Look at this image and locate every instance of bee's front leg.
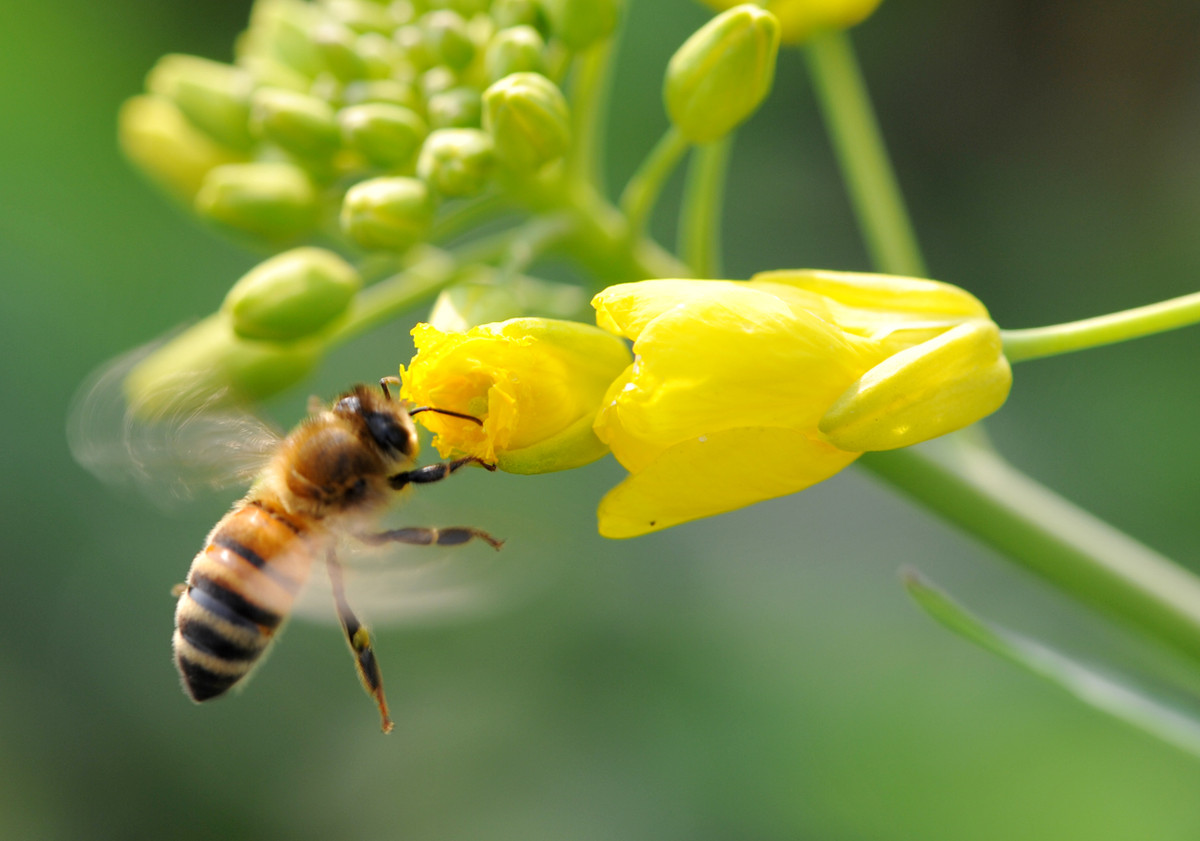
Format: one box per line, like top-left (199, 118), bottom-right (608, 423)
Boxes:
top-left (387, 457), bottom-right (496, 491)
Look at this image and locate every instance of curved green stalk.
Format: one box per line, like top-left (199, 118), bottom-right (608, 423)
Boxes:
top-left (619, 126), bottom-right (692, 240)
top-left (863, 442), bottom-right (1200, 668)
top-left (1002, 290), bottom-right (1200, 362)
top-left (678, 136), bottom-right (732, 277)
top-left (804, 29), bottom-right (926, 278)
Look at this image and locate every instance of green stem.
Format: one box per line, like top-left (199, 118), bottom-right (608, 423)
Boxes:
top-left (804, 29), bottom-right (926, 278)
top-left (619, 126), bottom-right (692, 239)
top-left (678, 137), bottom-right (732, 277)
top-left (322, 237), bottom-right (516, 349)
top-left (498, 213), bottom-right (574, 284)
top-left (566, 39), bottom-right (616, 190)
top-left (1002, 290), bottom-right (1200, 362)
top-left (861, 442), bottom-right (1200, 668)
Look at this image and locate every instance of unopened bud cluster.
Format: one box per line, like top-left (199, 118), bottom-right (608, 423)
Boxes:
top-left (122, 0), bottom-right (611, 250)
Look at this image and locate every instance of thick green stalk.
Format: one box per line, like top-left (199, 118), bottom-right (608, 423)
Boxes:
top-left (862, 442), bottom-right (1200, 667)
top-left (804, 29), bottom-right (926, 278)
top-left (1003, 290), bottom-right (1200, 362)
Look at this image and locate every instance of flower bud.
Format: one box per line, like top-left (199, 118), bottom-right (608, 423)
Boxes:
top-left (818, 320), bottom-right (1012, 451)
top-left (664, 5), bottom-right (780, 143)
top-left (484, 25), bottom-right (547, 83)
top-left (416, 128), bottom-right (496, 197)
top-left (312, 21), bottom-right (369, 81)
top-left (327, 0), bottom-right (396, 34)
top-left (250, 88), bottom-right (341, 159)
top-left (240, 0), bottom-right (324, 77)
top-left (124, 315), bottom-right (321, 417)
top-left (338, 103), bottom-right (427, 168)
top-left (195, 161), bottom-right (320, 240)
top-left (223, 247), bottom-right (362, 341)
top-left (429, 274), bottom-right (588, 332)
top-left (482, 72), bottom-right (570, 172)
top-left (342, 79), bottom-right (422, 110)
top-left (427, 86), bottom-right (484, 129)
top-left (491, 0), bottom-right (542, 29)
top-left (400, 318), bottom-right (632, 473)
top-left (146, 54), bottom-right (254, 150)
top-left (118, 96), bottom-right (245, 200)
top-left (539, 0), bottom-right (621, 51)
top-left (695, 0), bottom-right (884, 44)
top-left (421, 10), bottom-right (477, 71)
top-left (340, 176), bottom-right (435, 250)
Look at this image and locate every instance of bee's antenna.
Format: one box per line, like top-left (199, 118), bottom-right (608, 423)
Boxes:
top-left (409, 406), bottom-right (485, 426)
top-left (378, 376), bottom-right (402, 399)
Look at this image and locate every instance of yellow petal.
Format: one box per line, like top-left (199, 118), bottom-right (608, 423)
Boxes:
top-left (597, 426), bottom-right (860, 538)
top-left (593, 279), bottom-right (753, 340)
top-left (818, 320), bottom-right (1012, 451)
top-left (596, 288), bottom-right (883, 458)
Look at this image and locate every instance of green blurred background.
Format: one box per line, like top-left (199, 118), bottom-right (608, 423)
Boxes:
top-left (5, 1), bottom-right (1200, 839)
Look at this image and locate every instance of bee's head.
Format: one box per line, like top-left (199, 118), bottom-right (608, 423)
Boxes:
top-left (333, 385), bottom-right (419, 467)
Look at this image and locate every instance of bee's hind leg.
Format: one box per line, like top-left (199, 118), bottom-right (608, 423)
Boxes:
top-left (326, 551), bottom-right (394, 734)
top-left (359, 526), bottom-right (503, 551)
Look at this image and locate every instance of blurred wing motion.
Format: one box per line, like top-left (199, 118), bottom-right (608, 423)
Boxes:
top-left (67, 342), bottom-right (282, 504)
top-left (295, 532), bottom-right (528, 630)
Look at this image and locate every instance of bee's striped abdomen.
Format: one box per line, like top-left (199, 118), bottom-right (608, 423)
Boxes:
top-left (173, 501), bottom-right (316, 702)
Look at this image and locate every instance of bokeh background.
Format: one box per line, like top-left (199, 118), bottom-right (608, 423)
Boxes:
top-left (5, 1), bottom-right (1200, 839)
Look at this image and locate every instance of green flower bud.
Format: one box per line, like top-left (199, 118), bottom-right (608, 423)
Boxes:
top-left (356, 32), bottom-right (405, 79)
top-left (326, 0), bottom-right (396, 34)
top-left (419, 65), bottom-right (459, 99)
top-left (427, 86), bottom-right (483, 129)
top-left (416, 128), bottom-right (496, 197)
top-left (664, 4), bottom-right (780, 143)
top-left (430, 0), bottom-right (491, 15)
top-left (339, 103), bottom-right (427, 168)
top-left (429, 274), bottom-right (587, 331)
top-left (482, 72), bottom-right (570, 172)
top-left (118, 95), bottom-right (245, 200)
top-left (238, 0), bottom-right (324, 78)
top-left (195, 161), bottom-right (320, 240)
top-left (313, 21), bottom-right (369, 81)
top-left (539, 0), bottom-right (621, 50)
top-left (340, 176), bottom-right (435, 250)
top-left (250, 88), bottom-right (341, 159)
top-left (146, 54), bottom-right (254, 150)
top-left (421, 10), bottom-right (477, 71)
top-left (394, 26), bottom-right (435, 72)
top-left (124, 315), bottom-right (321, 416)
top-left (224, 247), bottom-right (362, 341)
top-left (484, 25), bottom-right (547, 83)
top-left (342, 79), bottom-right (422, 110)
top-left (491, 0), bottom-right (543, 29)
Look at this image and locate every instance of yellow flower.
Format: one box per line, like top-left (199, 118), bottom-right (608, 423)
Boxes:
top-left (400, 318), bottom-right (632, 474)
top-left (592, 271), bottom-right (1010, 537)
top-left (694, 0), bottom-right (883, 44)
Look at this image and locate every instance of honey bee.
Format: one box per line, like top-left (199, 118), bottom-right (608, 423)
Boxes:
top-left (70, 354), bottom-right (502, 734)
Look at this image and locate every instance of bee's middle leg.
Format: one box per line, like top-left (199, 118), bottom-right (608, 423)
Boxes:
top-left (359, 527), bottom-right (503, 551)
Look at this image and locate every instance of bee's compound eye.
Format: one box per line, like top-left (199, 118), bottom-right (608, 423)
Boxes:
top-left (364, 411), bottom-right (412, 456)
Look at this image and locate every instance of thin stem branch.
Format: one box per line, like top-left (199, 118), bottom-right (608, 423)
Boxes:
top-left (678, 136), bottom-right (732, 278)
top-left (566, 40), bottom-right (617, 191)
top-left (1002, 290), bottom-right (1200, 362)
top-left (619, 126), bottom-right (692, 240)
top-left (804, 29), bottom-right (926, 278)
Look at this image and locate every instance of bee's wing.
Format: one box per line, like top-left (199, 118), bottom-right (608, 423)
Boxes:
top-left (68, 341), bottom-right (283, 505)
